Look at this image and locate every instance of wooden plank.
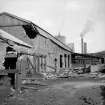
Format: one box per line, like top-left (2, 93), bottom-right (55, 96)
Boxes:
top-left (0, 69), bottom-right (18, 74)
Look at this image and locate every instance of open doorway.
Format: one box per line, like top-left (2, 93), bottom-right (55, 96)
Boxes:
top-left (3, 46), bottom-right (17, 88)
top-left (60, 55), bottom-right (63, 68)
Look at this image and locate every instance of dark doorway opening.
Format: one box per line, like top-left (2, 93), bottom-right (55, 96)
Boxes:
top-left (3, 46), bottom-right (17, 88)
top-left (68, 55), bottom-right (70, 68)
top-left (8, 73), bottom-right (15, 88)
top-left (64, 54), bottom-right (67, 68)
top-left (60, 55), bottom-right (63, 68)
top-left (54, 58), bottom-right (57, 72)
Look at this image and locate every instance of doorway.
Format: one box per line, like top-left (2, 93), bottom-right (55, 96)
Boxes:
top-left (3, 46), bottom-right (17, 88)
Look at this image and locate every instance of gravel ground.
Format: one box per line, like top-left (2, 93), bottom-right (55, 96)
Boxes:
top-left (1, 79), bottom-right (105, 105)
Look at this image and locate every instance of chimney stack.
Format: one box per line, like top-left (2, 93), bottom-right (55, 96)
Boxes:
top-left (80, 34), bottom-right (84, 54)
top-left (83, 42), bottom-right (87, 54)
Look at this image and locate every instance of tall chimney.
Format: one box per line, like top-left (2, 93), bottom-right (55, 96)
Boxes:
top-left (80, 34), bottom-right (84, 54)
top-left (84, 42), bottom-right (87, 54)
top-left (80, 20), bottom-right (93, 54)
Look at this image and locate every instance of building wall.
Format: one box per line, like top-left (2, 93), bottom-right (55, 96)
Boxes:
top-left (31, 34), bottom-right (72, 72)
top-left (0, 42), bottom-right (7, 69)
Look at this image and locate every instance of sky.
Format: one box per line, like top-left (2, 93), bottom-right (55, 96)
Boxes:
top-left (0, 0), bottom-right (105, 53)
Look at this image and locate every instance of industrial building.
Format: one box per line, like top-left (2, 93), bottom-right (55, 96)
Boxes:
top-left (0, 12), bottom-right (104, 88)
top-left (71, 53), bottom-right (104, 68)
top-left (0, 12), bottom-right (72, 77)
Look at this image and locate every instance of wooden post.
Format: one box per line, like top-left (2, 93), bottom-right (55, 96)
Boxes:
top-left (69, 54), bottom-right (72, 71)
top-left (15, 72), bottom-right (18, 90)
top-left (15, 58), bottom-right (22, 92)
top-left (15, 71), bottom-right (22, 92)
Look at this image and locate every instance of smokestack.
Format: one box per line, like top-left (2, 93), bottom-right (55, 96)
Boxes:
top-left (84, 42), bottom-right (87, 54)
top-left (80, 34), bottom-right (84, 54)
top-left (81, 37), bottom-right (84, 54)
top-left (80, 20), bottom-right (93, 54)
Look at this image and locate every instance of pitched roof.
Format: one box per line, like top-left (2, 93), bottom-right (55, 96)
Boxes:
top-left (0, 12), bottom-right (72, 52)
top-left (0, 12), bottom-right (31, 24)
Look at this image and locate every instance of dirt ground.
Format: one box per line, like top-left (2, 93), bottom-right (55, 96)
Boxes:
top-left (1, 78), bottom-right (105, 105)
top-left (0, 85), bottom-right (11, 105)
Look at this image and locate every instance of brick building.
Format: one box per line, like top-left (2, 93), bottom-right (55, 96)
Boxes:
top-left (0, 12), bottom-right (72, 78)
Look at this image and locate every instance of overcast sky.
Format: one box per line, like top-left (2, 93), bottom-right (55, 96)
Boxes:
top-left (0, 0), bottom-right (105, 53)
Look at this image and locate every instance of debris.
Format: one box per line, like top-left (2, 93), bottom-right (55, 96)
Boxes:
top-left (21, 86), bottom-right (39, 90)
top-left (22, 78), bottom-right (47, 86)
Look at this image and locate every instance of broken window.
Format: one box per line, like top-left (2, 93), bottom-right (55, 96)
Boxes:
top-left (23, 24), bottom-right (39, 39)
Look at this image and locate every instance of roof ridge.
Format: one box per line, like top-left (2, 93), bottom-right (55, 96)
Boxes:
top-left (0, 12), bottom-right (31, 24)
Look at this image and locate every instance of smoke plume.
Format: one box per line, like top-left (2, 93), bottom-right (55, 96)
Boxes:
top-left (80, 20), bottom-right (94, 38)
